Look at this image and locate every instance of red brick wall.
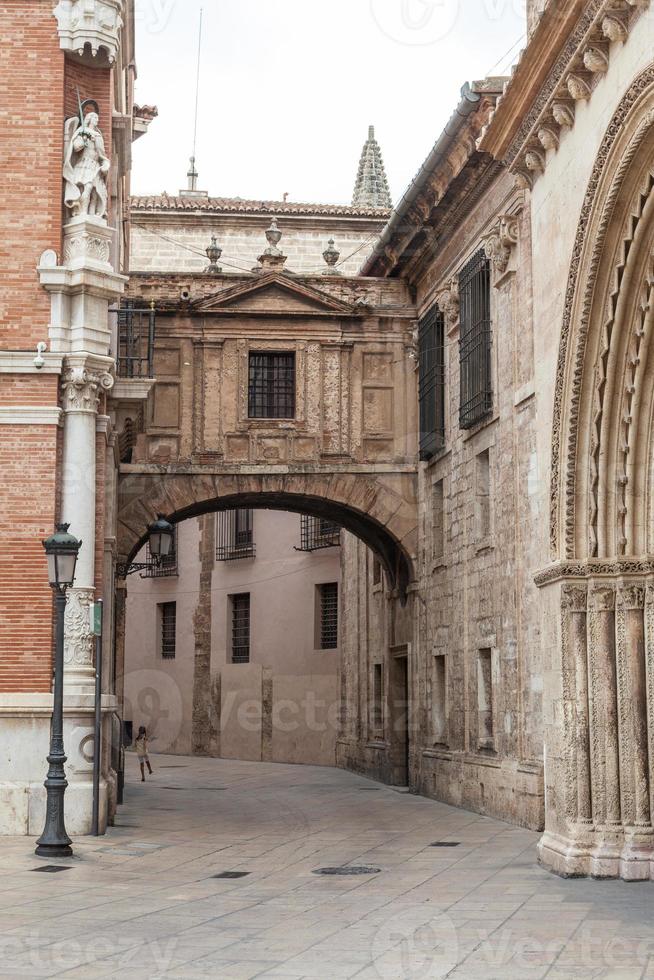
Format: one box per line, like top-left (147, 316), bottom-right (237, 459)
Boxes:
top-left (0, 380), bottom-right (59, 692)
top-left (0, 2), bottom-right (64, 351)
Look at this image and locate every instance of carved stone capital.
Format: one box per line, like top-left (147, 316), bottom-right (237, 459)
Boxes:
top-left (589, 587), bottom-right (616, 612)
top-left (53, 0), bottom-right (124, 63)
top-left (62, 217), bottom-right (113, 271)
top-left (62, 365), bottom-right (114, 413)
top-left (562, 584), bottom-right (588, 612)
top-left (483, 214), bottom-right (519, 274)
top-left (64, 588), bottom-right (95, 668)
top-left (525, 149), bottom-right (546, 174)
top-left (617, 585), bottom-right (646, 611)
top-left (435, 278), bottom-right (459, 328)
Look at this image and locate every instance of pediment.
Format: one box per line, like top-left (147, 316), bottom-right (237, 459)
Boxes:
top-left (193, 273), bottom-right (356, 317)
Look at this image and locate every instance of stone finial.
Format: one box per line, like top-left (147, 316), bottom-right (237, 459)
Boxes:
top-left (322, 238), bottom-right (342, 276)
top-left (257, 218), bottom-right (288, 273)
top-left (352, 125), bottom-right (392, 209)
top-left (205, 235), bottom-right (223, 273)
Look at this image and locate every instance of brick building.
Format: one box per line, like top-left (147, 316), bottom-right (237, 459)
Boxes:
top-left (0, 1), bottom-right (152, 835)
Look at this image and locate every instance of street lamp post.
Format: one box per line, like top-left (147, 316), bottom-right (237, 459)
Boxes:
top-left (36, 524), bottom-right (81, 858)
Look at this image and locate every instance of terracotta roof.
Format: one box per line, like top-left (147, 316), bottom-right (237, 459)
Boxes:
top-left (130, 195), bottom-right (391, 219)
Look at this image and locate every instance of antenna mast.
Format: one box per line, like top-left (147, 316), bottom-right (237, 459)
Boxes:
top-left (187, 7), bottom-right (203, 193)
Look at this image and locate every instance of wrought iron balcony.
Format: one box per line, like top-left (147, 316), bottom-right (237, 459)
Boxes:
top-left (297, 515), bottom-right (341, 552)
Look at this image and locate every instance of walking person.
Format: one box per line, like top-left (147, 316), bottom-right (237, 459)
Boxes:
top-left (135, 725), bottom-right (153, 781)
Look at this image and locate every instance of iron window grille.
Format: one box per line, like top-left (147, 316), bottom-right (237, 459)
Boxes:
top-left (248, 352), bottom-right (295, 419)
top-left (319, 583), bottom-right (339, 650)
top-left (117, 301), bottom-right (156, 379)
top-left (231, 593), bottom-right (251, 663)
top-left (141, 526), bottom-right (178, 578)
top-left (298, 515), bottom-right (341, 552)
top-left (160, 602), bottom-right (176, 659)
top-left (459, 249), bottom-right (493, 430)
top-left (418, 304), bottom-right (446, 460)
top-left (216, 510), bottom-right (255, 561)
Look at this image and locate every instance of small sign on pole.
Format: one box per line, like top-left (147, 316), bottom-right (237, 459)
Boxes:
top-left (91, 602), bottom-right (103, 637)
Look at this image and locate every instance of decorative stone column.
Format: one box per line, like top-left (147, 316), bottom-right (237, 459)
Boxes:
top-left (616, 584), bottom-right (653, 879)
top-left (61, 358), bottom-right (114, 694)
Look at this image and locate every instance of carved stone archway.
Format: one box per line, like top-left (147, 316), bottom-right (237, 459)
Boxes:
top-left (538, 66), bottom-right (654, 880)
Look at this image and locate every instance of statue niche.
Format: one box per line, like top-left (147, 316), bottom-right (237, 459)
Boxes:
top-left (63, 104), bottom-right (110, 220)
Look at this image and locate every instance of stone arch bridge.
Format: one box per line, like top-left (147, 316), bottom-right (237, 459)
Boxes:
top-left (115, 269), bottom-right (419, 593)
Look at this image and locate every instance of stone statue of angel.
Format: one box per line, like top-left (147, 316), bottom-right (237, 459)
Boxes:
top-left (63, 108), bottom-right (110, 219)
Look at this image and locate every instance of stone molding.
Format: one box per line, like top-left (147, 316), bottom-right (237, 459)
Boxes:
top-left (0, 407), bottom-right (63, 426)
top-left (548, 66), bottom-right (654, 559)
top-left (62, 216), bottom-right (114, 272)
top-left (479, 0), bottom-right (650, 188)
top-left (53, 0), bottom-right (124, 63)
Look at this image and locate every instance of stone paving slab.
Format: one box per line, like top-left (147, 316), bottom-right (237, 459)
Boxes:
top-left (1, 754), bottom-right (653, 978)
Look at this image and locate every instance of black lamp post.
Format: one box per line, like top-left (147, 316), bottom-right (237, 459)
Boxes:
top-left (36, 524), bottom-right (81, 858)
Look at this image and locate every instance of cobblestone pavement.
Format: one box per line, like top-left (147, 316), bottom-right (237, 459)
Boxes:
top-left (2, 755), bottom-right (654, 979)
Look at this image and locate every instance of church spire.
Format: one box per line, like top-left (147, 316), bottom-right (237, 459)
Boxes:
top-left (352, 125), bottom-right (392, 209)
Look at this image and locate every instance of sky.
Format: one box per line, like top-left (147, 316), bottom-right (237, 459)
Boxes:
top-left (132, 0), bottom-right (527, 205)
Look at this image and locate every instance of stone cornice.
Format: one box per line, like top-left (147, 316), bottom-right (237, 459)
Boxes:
top-left (0, 406), bottom-right (63, 426)
top-left (0, 351), bottom-right (63, 374)
top-left (479, 0), bottom-right (587, 161)
top-left (479, 0), bottom-right (651, 188)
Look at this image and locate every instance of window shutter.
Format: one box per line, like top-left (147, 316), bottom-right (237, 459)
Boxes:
top-left (459, 249), bottom-right (492, 429)
top-left (418, 305), bottom-right (445, 460)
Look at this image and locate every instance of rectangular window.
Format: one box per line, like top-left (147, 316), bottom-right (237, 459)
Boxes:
top-left (230, 593), bottom-right (251, 663)
top-left (142, 526), bottom-right (178, 578)
top-left (475, 449), bottom-right (491, 542)
top-left (298, 514), bottom-right (341, 551)
top-left (217, 510), bottom-right (255, 561)
top-left (477, 648), bottom-right (494, 749)
top-left (432, 480), bottom-right (445, 562)
top-left (159, 602), bottom-right (176, 659)
top-left (248, 351), bottom-right (295, 419)
top-left (419, 305), bottom-right (446, 460)
top-left (431, 654), bottom-right (447, 744)
top-left (318, 583), bottom-right (339, 650)
top-left (372, 663), bottom-right (384, 735)
top-left (459, 248), bottom-right (492, 429)
top-left (372, 557), bottom-right (382, 587)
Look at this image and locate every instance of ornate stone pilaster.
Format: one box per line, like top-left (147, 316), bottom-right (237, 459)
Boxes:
top-left (588, 587), bottom-right (620, 827)
top-left (616, 584), bottom-right (651, 830)
top-left (561, 585), bottom-right (593, 828)
top-left (61, 355), bottom-right (114, 694)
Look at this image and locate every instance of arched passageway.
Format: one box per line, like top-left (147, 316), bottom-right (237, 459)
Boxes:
top-left (117, 471), bottom-right (417, 597)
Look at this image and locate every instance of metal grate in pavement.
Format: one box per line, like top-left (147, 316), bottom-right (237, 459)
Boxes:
top-left (213, 871), bottom-right (250, 879)
top-left (430, 842), bottom-right (461, 847)
top-left (313, 866), bottom-right (381, 876)
top-left (32, 866), bottom-right (72, 873)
